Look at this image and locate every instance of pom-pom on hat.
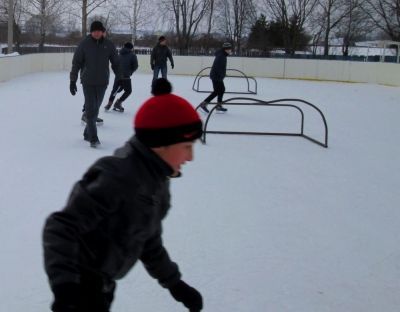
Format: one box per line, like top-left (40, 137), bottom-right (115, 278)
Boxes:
top-left (134, 83), bottom-right (202, 147)
top-left (90, 21), bottom-right (106, 32)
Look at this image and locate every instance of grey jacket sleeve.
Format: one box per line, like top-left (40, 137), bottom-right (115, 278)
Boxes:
top-left (70, 43), bottom-right (84, 82)
top-left (132, 54), bottom-right (139, 73)
top-left (167, 48), bottom-right (174, 67)
top-left (43, 172), bottom-right (121, 288)
top-left (150, 47), bottom-right (156, 66)
top-left (140, 228), bottom-right (181, 288)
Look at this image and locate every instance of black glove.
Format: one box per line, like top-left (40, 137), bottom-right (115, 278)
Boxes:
top-left (51, 283), bottom-right (80, 312)
top-left (171, 63), bottom-right (174, 69)
top-left (168, 280), bottom-right (203, 311)
top-left (69, 81), bottom-right (77, 96)
top-left (151, 64), bottom-right (154, 70)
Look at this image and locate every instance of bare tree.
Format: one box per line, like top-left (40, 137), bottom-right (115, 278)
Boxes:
top-left (116, 0), bottom-right (155, 45)
top-left (7, 0), bottom-right (13, 53)
top-left (262, 0), bottom-right (318, 54)
top-left (313, 0), bottom-right (350, 56)
top-left (217, 0), bottom-right (257, 52)
top-left (69, 0), bottom-right (107, 36)
top-left (25, 0), bottom-right (65, 51)
top-left (205, 0), bottom-right (215, 44)
top-left (335, 0), bottom-right (372, 55)
top-left (363, 0), bottom-right (400, 41)
top-left (162, 0), bottom-right (211, 53)
top-left (0, 0), bottom-right (24, 50)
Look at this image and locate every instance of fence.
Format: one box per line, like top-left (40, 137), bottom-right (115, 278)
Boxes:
top-left (0, 53), bottom-right (399, 86)
top-left (2, 45), bottom-right (399, 63)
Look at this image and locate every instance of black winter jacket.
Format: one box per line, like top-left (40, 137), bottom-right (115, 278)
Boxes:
top-left (119, 47), bottom-right (138, 78)
top-left (150, 43), bottom-right (174, 67)
top-left (70, 35), bottom-right (120, 85)
top-left (43, 137), bottom-right (181, 291)
top-left (210, 49), bottom-right (229, 82)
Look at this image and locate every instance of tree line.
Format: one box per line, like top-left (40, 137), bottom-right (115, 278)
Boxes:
top-left (0, 0), bottom-right (399, 55)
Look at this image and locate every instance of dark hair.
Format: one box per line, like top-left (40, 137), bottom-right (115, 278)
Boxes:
top-left (124, 42), bottom-right (134, 50)
top-left (151, 78), bottom-right (172, 95)
top-left (158, 36), bottom-right (166, 42)
top-left (90, 21), bottom-right (106, 32)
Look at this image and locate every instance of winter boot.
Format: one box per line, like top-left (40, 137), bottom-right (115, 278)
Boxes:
top-left (199, 102), bottom-right (209, 113)
top-left (104, 100), bottom-right (113, 111)
top-left (215, 104), bottom-right (228, 113)
top-left (113, 99), bottom-right (124, 112)
top-left (90, 139), bottom-right (101, 148)
top-left (96, 117), bottom-right (103, 123)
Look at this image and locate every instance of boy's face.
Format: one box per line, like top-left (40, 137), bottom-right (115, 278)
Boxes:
top-left (91, 30), bottom-right (104, 40)
top-left (154, 141), bottom-right (195, 174)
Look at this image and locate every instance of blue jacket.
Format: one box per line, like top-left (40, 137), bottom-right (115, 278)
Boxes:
top-left (210, 49), bottom-right (229, 81)
top-left (119, 47), bottom-right (138, 78)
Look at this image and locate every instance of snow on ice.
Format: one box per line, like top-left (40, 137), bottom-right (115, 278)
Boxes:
top-left (0, 71), bottom-right (400, 311)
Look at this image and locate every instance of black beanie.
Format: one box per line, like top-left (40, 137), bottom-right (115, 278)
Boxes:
top-left (159, 36), bottom-right (166, 42)
top-left (90, 21), bottom-right (105, 32)
top-left (124, 42), bottom-right (134, 50)
top-left (151, 78), bottom-right (172, 96)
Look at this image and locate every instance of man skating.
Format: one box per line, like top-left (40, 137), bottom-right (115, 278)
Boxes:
top-left (150, 36), bottom-right (174, 82)
top-left (104, 42), bottom-right (138, 113)
top-left (199, 42), bottom-right (232, 113)
top-left (69, 21), bottom-right (120, 148)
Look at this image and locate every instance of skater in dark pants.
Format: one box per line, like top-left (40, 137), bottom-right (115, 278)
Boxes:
top-left (105, 42), bottom-right (138, 112)
top-left (199, 42), bottom-right (232, 113)
top-left (150, 36), bottom-right (174, 82)
top-left (43, 80), bottom-right (204, 312)
top-left (69, 21), bottom-right (120, 148)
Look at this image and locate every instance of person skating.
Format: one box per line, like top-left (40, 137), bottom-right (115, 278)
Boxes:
top-left (199, 42), bottom-right (233, 113)
top-left (69, 21), bottom-right (121, 148)
top-left (150, 36), bottom-right (174, 82)
top-left (43, 80), bottom-right (204, 312)
top-left (104, 42), bottom-right (138, 113)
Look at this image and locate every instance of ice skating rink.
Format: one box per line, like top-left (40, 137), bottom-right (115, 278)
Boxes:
top-left (0, 72), bottom-right (400, 311)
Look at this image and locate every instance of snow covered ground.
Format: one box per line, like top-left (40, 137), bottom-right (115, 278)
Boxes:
top-left (0, 71), bottom-right (400, 311)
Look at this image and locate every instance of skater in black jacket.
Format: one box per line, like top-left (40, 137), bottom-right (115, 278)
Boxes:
top-left (69, 21), bottom-right (121, 148)
top-left (199, 42), bottom-right (232, 113)
top-left (43, 80), bottom-right (204, 312)
top-left (104, 42), bottom-right (138, 113)
top-left (150, 36), bottom-right (174, 82)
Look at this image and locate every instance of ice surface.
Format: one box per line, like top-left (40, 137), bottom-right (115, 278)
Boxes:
top-left (0, 71), bottom-right (400, 311)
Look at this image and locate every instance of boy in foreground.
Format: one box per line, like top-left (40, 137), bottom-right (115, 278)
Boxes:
top-left (43, 80), bottom-right (203, 311)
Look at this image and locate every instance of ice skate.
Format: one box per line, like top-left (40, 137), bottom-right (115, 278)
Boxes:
top-left (215, 104), bottom-right (227, 113)
top-left (104, 100), bottom-right (113, 111)
top-left (90, 139), bottom-right (101, 148)
top-left (199, 102), bottom-right (209, 114)
top-left (113, 99), bottom-right (124, 113)
top-left (81, 113), bottom-right (104, 124)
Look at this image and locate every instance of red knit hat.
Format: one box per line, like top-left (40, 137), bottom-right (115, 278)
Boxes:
top-left (134, 93), bottom-right (203, 147)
